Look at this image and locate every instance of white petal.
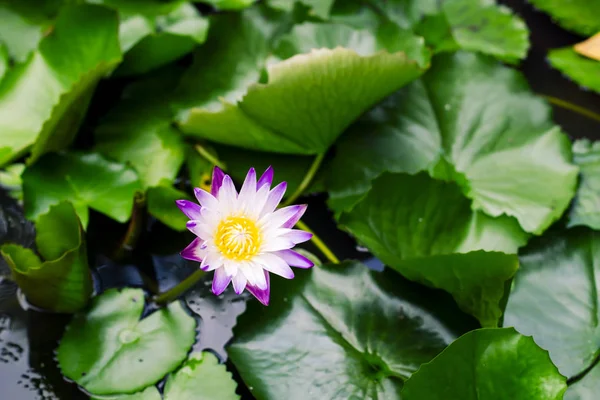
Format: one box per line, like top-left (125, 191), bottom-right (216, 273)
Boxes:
top-left (186, 221), bottom-right (213, 240)
top-left (212, 267), bottom-right (231, 295)
top-left (260, 237), bottom-right (295, 252)
top-left (245, 184), bottom-right (270, 219)
top-left (256, 253), bottom-right (294, 279)
top-left (260, 182), bottom-right (287, 217)
top-left (238, 168), bottom-right (257, 207)
top-left (201, 251), bottom-right (224, 271)
top-left (231, 272), bottom-right (247, 294)
top-left (218, 175), bottom-right (238, 215)
top-left (259, 205), bottom-right (303, 229)
top-left (194, 188), bottom-right (218, 210)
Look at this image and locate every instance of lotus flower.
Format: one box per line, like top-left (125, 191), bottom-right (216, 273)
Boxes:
top-left (176, 166), bottom-right (314, 305)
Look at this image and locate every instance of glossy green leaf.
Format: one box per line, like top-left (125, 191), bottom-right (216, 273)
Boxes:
top-left (415, 0), bottom-right (529, 63)
top-left (163, 352), bottom-right (239, 400)
top-left (0, 162), bottom-right (24, 201)
top-left (229, 261), bottom-right (477, 399)
top-left (402, 328), bottom-right (567, 399)
top-left (528, 0), bottom-right (600, 36)
top-left (0, 4), bottom-right (122, 167)
top-left (91, 0), bottom-right (186, 16)
top-left (57, 288), bottom-right (197, 396)
top-left (116, 3), bottom-right (209, 76)
top-left (198, 0), bottom-right (256, 10)
top-left (0, 202), bottom-right (92, 312)
top-left (91, 386), bottom-right (162, 400)
top-left (504, 229), bottom-right (600, 379)
top-left (340, 173), bottom-right (526, 327)
top-left (22, 152), bottom-right (142, 226)
top-left (266, 0), bottom-right (334, 19)
top-left (0, 43), bottom-right (7, 81)
top-left (548, 47), bottom-right (600, 95)
top-left (0, 4), bottom-right (48, 63)
top-left (569, 139), bottom-right (600, 229)
top-left (328, 51), bottom-right (578, 234)
top-left (147, 184), bottom-right (191, 231)
top-left (177, 16), bottom-right (426, 154)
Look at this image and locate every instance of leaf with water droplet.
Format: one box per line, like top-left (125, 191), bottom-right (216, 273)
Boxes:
top-left (57, 288), bottom-right (196, 396)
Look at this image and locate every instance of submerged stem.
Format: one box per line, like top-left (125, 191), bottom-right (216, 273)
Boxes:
top-left (295, 220), bottom-right (340, 264)
top-left (114, 191), bottom-right (146, 259)
top-left (153, 269), bottom-right (206, 306)
top-left (282, 152), bottom-right (326, 207)
top-left (542, 95), bottom-right (600, 123)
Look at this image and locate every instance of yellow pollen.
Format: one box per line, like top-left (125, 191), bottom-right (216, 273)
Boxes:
top-left (215, 216), bottom-right (262, 261)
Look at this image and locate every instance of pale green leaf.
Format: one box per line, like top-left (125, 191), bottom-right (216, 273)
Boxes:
top-left (569, 139), bottom-right (600, 229)
top-left (549, 47), bottom-right (600, 95)
top-left (528, 0), bottom-right (600, 36)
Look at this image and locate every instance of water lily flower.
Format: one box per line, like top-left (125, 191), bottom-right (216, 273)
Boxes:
top-left (176, 166), bottom-right (314, 305)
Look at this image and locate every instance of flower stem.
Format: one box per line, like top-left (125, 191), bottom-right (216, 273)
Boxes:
top-left (295, 220), bottom-right (340, 264)
top-left (195, 144), bottom-right (226, 170)
top-left (542, 95), bottom-right (600, 123)
top-left (153, 269), bottom-right (206, 306)
top-left (282, 152), bottom-right (325, 207)
top-left (114, 191), bottom-right (146, 259)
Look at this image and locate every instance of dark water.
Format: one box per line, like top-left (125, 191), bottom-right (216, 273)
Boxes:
top-left (2, 1), bottom-right (600, 399)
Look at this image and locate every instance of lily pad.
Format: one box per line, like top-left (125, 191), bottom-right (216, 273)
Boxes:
top-left (197, 0), bottom-right (256, 10)
top-left (229, 261), bottom-right (478, 399)
top-left (92, 0), bottom-right (186, 16)
top-left (0, 202), bottom-right (92, 312)
top-left (163, 352), bottom-right (239, 400)
top-left (0, 4), bottom-right (122, 167)
top-left (569, 140), bottom-right (600, 229)
top-left (57, 288), bottom-right (197, 396)
top-left (549, 47), bottom-right (600, 95)
top-left (0, 43), bottom-right (7, 82)
top-left (504, 229), bottom-right (600, 379)
top-left (401, 328), bottom-right (567, 399)
top-left (116, 3), bottom-right (209, 76)
top-left (328, 51), bottom-right (578, 234)
top-left (22, 152), bottom-right (142, 226)
top-left (147, 184), bottom-right (191, 231)
top-left (340, 172), bottom-right (526, 327)
top-left (177, 16), bottom-right (427, 155)
top-left (0, 3), bottom-right (51, 63)
top-left (266, 0), bottom-right (334, 19)
top-left (527, 0), bottom-right (600, 36)
top-left (91, 386), bottom-right (161, 400)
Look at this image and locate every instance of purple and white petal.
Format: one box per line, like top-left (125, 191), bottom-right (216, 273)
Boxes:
top-left (260, 204), bottom-right (304, 229)
top-left (186, 221), bottom-right (213, 239)
top-left (280, 229), bottom-right (313, 244)
top-left (231, 272), bottom-right (247, 294)
top-left (180, 238), bottom-right (205, 262)
top-left (256, 253), bottom-right (294, 279)
top-left (260, 182), bottom-right (287, 217)
top-left (282, 204), bottom-right (307, 228)
top-left (246, 272), bottom-right (270, 306)
top-left (194, 188), bottom-right (218, 210)
top-left (212, 267), bottom-right (232, 295)
top-left (176, 200), bottom-right (202, 220)
top-left (200, 251), bottom-right (223, 271)
top-left (257, 166), bottom-right (274, 190)
top-left (211, 166), bottom-right (226, 197)
top-left (275, 249), bottom-right (314, 269)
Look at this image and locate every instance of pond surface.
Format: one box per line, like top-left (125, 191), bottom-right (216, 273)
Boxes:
top-left (1, 1), bottom-right (600, 398)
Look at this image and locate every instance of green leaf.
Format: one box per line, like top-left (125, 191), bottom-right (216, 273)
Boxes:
top-left (401, 328), bottom-right (567, 399)
top-left (266, 0), bottom-right (335, 19)
top-left (0, 201), bottom-right (92, 312)
top-left (340, 172), bottom-right (526, 327)
top-left (0, 162), bottom-right (24, 201)
top-left (57, 288), bottom-right (197, 396)
top-left (0, 42), bottom-right (7, 81)
top-left (504, 229), bottom-right (600, 379)
top-left (415, 0), bottom-right (529, 63)
top-left (229, 261), bottom-right (477, 399)
top-left (91, 386), bottom-right (162, 400)
top-left (22, 152), bottom-right (142, 226)
top-left (569, 139), bottom-right (600, 229)
top-left (147, 184), bottom-right (191, 231)
top-left (185, 144), bottom-right (216, 191)
top-left (163, 352), bottom-right (239, 400)
top-left (528, 0), bottom-right (600, 36)
top-left (197, 0), bottom-right (256, 10)
top-left (548, 47), bottom-right (600, 95)
top-left (177, 16), bottom-right (426, 155)
top-left (116, 3), bottom-right (209, 76)
top-left (328, 51), bottom-right (578, 234)
top-left (91, 0), bottom-right (186, 16)
top-left (0, 4), bottom-right (122, 167)
top-left (0, 4), bottom-right (48, 63)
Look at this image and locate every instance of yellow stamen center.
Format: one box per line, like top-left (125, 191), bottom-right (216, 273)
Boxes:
top-left (215, 216), bottom-right (262, 261)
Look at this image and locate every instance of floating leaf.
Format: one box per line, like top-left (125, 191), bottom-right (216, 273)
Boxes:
top-left (57, 288), bottom-right (197, 396)
top-left (0, 43), bottom-right (7, 81)
top-left (548, 47), bottom-right (600, 95)
top-left (0, 3), bottom-right (52, 63)
top-left (163, 352), bottom-right (239, 400)
top-left (22, 152), bottom-right (142, 226)
top-left (91, 386), bottom-right (161, 400)
top-left (116, 3), bottom-right (209, 76)
top-left (402, 328), bottom-right (567, 399)
top-left (0, 163), bottom-right (24, 201)
top-left (197, 0), bottom-right (256, 10)
top-left (504, 229), bottom-right (600, 379)
top-left (415, 0), bottom-right (529, 63)
top-left (229, 261), bottom-right (478, 399)
top-left (91, 0), bottom-right (186, 16)
top-left (177, 15), bottom-right (427, 155)
top-left (340, 173), bottom-right (526, 327)
top-left (568, 140), bottom-right (600, 229)
top-left (266, 0), bottom-right (334, 19)
top-left (0, 4), bottom-right (122, 167)
top-left (328, 51), bottom-right (578, 234)
top-left (0, 202), bottom-right (92, 312)
top-left (527, 0), bottom-right (600, 36)
top-left (147, 184), bottom-right (191, 231)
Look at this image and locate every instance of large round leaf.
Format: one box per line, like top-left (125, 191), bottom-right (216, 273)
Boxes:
top-left (340, 172), bottom-right (525, 327)
top-left (228, 261), bottom-right (478, 400)
top-left (57, 288), bottom-right (197, 396)
top-left (163, 352), bottom-right (239, 400)
top-left (401, 328), bottom-right (567, 399)
top-left (177, 16), bottom-right (427, 155)
top-left (527, 0), bottom-right (600, 36)
top-left (568, 139), bottom-right (600, 230)
top-left (504, 229), bottom-right (600, 379)
top-left (328, 51), bottom-right (578, 234)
